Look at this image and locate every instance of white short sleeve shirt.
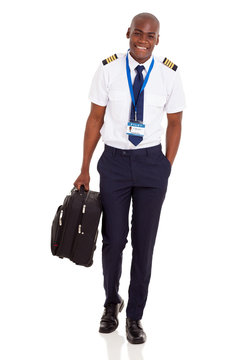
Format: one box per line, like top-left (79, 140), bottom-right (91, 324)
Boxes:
top-left (88, 51), bottom-right (186, 150)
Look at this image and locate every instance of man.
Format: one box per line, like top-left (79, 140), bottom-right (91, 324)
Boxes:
top-left (74, 12), bottom-right (185, 344)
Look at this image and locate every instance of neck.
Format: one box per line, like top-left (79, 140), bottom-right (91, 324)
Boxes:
top-left (129, 51), bottom-right (152, 64)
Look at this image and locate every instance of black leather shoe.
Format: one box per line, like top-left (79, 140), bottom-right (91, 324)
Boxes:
top-left (99, 298), bottom-right (124, 333)
top-left (126, 318), bottom-right (146, 344)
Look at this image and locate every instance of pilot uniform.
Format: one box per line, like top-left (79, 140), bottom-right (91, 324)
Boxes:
top-left (89, 50), bottom-right (185, 321)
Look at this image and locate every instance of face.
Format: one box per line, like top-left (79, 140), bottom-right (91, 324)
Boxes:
top-left (126, 17), bottom-right (159, 63)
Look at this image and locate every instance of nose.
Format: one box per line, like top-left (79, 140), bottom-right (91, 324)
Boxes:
top-left (138, 33), bottom-right (148, 44)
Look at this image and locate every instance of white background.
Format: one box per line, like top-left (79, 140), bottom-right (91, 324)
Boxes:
top-left (1, 0), bottom-right (240, 359)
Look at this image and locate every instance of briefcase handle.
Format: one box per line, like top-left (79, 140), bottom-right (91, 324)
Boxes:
top-left (71, 185), bottom-right (87, 196)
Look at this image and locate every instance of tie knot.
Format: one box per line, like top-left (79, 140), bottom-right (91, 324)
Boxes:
top-left (135, 65), bottom-right (145, 74)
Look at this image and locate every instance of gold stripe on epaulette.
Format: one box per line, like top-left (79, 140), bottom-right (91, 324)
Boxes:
top-left (102, 54), bottom-right (118, 65)
top-left (163, 57), bottom-right (178, 71)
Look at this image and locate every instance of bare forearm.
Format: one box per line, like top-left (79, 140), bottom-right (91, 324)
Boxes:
top-left (166, 116), bottom-right (182, 165)
top-left (74, 103), bottom-right (105, 191)
top-left (81, 116), bottom-right (102, 172)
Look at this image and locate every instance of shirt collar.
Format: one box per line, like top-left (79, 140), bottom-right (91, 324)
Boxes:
top-left (127, 50), bottom-right (153, 72)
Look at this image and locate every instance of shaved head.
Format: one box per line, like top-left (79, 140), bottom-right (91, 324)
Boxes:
top-left (130, 13), bottom-right (160, 33)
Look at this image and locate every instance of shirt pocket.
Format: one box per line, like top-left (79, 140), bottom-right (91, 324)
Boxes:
top-left (146, 94), bottom-right (167, 108)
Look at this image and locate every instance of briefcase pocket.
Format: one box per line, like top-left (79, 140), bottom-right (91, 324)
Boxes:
top-left (71, 230), bottom-right (97, 267)
top-left (70, 201), bottom-right (100, 266)
top-left (51, 205), bottom-right (63, 255)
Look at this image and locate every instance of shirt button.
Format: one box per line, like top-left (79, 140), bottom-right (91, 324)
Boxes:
top-left (123, 151), bottom-right (126, 155)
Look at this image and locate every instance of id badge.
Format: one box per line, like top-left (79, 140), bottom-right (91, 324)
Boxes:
top-left (126, 122), bottom-right (145, 137)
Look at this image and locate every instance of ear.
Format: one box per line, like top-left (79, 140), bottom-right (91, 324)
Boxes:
top-left (156, 34), bottom-right (160, 46)
top-left (126, 28), bottom-right (130, 39)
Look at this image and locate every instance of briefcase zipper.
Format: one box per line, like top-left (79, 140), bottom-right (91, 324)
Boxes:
top-left (69, 190), bottom-right (90, 258)
top-left (78, 205), bottom-right (86, 234)
top-left (77, 192), bottom-right (90, 234)
top-left (51, 194), bottom-right (72, 256)
top-left (58, 189), bottom-right (76, 228)
top-left (57, 195), bottom-right (72, 252)
top-left (59, 210), bottom-right (64, 226)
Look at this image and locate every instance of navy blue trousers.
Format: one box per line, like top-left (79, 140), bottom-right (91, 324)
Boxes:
top-left (97, 143), bottom-right (171, 320)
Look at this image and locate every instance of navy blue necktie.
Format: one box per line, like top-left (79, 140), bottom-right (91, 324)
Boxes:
top-left (128, 65), bottom-right (145, 146)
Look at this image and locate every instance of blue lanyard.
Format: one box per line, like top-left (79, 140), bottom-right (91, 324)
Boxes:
top-left (126, 52), bottom-right (154, 112)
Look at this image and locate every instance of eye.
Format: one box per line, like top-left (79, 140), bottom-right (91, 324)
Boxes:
top-left (134, 32), bottom-right (140, 36)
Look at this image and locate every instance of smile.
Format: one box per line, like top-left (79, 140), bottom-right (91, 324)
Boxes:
top-left (136, 46), bottom-right (148, 50)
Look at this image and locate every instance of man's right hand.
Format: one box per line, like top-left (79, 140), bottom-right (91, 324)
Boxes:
top-left (73, 171), bottom-right (90, 191)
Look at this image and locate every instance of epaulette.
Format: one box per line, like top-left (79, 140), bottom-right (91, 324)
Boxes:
top-left (102, 54), bottom-right (118, 65)
top-left (162, 57), bottom-right (178, 71)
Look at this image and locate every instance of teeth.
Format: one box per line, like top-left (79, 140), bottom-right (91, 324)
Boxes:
top-left (137, 46), bottom-right (147, 50)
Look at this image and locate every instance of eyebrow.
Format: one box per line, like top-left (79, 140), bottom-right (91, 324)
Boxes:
top-left (134, 28), bottom-right (156, 35)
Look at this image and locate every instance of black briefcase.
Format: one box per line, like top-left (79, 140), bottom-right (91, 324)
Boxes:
top-left (51, 185), bottom-right (102, 267)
